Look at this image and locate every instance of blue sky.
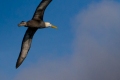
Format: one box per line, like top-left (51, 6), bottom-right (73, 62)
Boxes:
top-left (0, 0), bottom-right (120, 80)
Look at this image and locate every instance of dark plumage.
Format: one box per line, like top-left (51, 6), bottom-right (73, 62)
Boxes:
top-left (16, 0), bottom-right (56, 68)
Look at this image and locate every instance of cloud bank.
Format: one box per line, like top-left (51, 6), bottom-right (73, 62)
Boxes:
top-left (73, 1), bottom-right (120, 80)
top-left (14, 1), bottom-right (120, 80)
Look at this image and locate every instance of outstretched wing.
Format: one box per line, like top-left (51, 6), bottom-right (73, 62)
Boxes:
top-left (32, 0), bottom-right (52, 20)
top-left (16, 28), bottom-right (38, 68)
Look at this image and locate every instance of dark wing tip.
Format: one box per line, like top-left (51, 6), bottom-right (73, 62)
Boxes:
top-left (16, 62), bottom-right (19, 69)
top-left (16, 54), bottom-right (26, 69)
top-left (16, 58), bottom-right (23, 69)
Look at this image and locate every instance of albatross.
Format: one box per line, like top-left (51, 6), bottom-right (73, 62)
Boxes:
top-left (16, 0), bottom-right (57, 68)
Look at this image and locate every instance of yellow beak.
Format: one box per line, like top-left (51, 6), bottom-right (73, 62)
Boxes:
top-left (51, 25), bottom-right (57, 29)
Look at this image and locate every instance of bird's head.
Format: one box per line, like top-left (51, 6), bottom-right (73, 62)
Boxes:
top-left (18, 21), bottom-right (27, 27)
top-left (45, 22), bottom-right (57, 29)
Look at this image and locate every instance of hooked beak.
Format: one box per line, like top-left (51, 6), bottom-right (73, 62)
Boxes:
top-left (51, 25), bottom-right (57, 29)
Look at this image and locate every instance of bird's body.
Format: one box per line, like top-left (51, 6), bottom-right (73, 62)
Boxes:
top-left (16, 0), bottom-right (57, 68)
top-left (26, 20), bottom-right (45, 28)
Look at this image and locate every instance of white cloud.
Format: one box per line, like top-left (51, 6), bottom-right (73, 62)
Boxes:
top-left (14, 1), bottom-right (120, 80)
top-left (73, 1), bottom-right (120, 80)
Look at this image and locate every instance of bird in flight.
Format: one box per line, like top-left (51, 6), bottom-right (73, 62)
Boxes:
top-left (16, 0), bottom-right (57, 68)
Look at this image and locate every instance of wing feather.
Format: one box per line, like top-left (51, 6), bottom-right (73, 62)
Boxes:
top-left (32, 0), bottom-right (52, 20)
top-left (16, 28), bottom-right (38, 68)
